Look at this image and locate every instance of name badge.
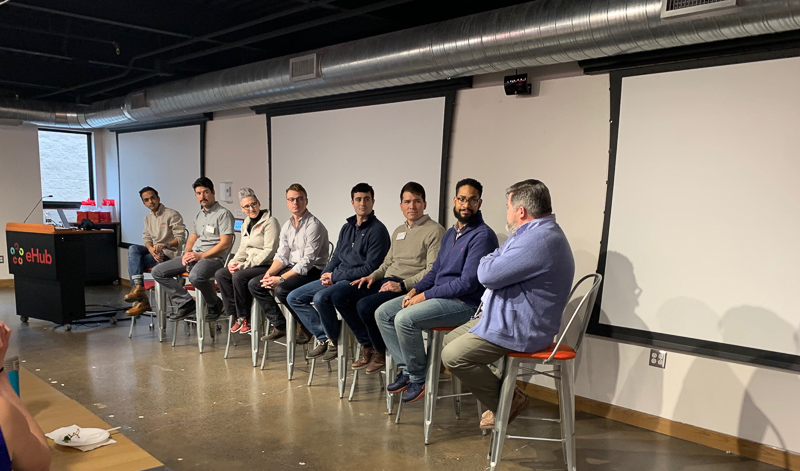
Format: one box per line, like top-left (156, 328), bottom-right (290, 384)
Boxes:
top-left (396, 232), bottom-right (406, 240)
top-left (205, 225), bottom-right (216, 234)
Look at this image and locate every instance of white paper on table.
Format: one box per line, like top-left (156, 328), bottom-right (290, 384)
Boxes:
top-left (46, 425), bottom-right (117, 452)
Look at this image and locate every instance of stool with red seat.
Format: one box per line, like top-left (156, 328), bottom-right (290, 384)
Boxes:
top-left (128, 267), bottom-right (168, 341)
top-left (488, 273), bottom-right (602, 471)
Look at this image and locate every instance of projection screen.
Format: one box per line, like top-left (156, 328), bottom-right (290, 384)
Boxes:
top-left (593, 55), bottom-right (800, 370)
top-left (270, 97), bottom-right (446, 236)
top-left (117, 125), bottom-right (202, 245)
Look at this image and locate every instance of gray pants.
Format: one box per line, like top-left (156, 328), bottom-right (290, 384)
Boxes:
top-left (151, 255), bottom-right (224, 309)
top-left (442, 332), bottom-right (514, 412)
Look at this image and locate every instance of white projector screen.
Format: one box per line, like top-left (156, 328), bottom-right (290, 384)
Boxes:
top-left (117, 125), bottom-right (202, 245)
top-left (270, 97), bottom-right (446, 235)
top-left (596, 55), bottom-right (800, 367)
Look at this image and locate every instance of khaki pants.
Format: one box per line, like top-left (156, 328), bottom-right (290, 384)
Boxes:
top-left (442, 332), bottom-right (514, 412)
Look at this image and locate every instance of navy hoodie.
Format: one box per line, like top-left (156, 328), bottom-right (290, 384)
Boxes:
top-left (414, 211), bottom-right (498, 308)
top-left (324, 212), bottom-right (391, 283)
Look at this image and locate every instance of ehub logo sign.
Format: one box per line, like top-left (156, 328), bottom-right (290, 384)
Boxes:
top-left (9, 243), bottom-right (52, 265)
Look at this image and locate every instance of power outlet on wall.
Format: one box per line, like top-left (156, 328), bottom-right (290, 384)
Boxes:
top-left (0, 255), bottom-right (4, 263)
top-left (649, 349), bottom-right (667, 368)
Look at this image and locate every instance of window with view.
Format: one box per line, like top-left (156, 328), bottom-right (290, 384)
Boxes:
top-left (38, 129), bottom-right (94, 209)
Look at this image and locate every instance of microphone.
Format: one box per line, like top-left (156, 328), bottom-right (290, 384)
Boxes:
top-left (23, 195), bottom-right (53, 223)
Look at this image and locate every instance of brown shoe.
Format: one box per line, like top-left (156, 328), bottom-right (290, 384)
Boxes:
top-left (296, 324), bottom-right (313, 345)
top-left (124, 285), bottom-right (147, 303)
top-left (352, 346), bottom-right (374, 370)
top-left (479, 388), bottom-right (529, 429)
top-left (126, 299), bottom-right (151, 316)
top-left (365, 350), bottom-right (386, 374)
top-left (260, 325), bottom-right (286, 341)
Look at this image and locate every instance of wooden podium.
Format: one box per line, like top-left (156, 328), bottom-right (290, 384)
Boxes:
top-left (5, 223), bottom-right (115, 329)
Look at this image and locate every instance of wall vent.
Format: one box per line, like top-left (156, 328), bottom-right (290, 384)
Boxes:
top-left (289, 53), bottom-right (321, 82)
top-left (661, 0), bottom-right (739, 19)
top-left (129, 92), bottom-right (148, 109)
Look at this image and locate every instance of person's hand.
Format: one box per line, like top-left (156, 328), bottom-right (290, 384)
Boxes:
top-left (351, 276), bottom-right (375, 289)
top-left (380, 281), bottom-right (402, 293)
top-left (401, 289), bottom-right (417, 308)
top-left (0, 322), bottom-right (10, 366)
top-left (261, 276), bottom-right (281, 289)
top-left (182, 252), bottom-right (201, 264)
top-left (403, 291), bottom-right (426, 308)
top-left (320, 272), bottom-right (332, 287)
top-left (153, 244), bottom-right (165, 254)
top-left (228, 262), bottom-right (241, 274)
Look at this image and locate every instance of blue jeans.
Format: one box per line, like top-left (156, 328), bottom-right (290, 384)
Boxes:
top-left (127, 244), bottom-right (162, 281)
top-left (376, 297), bottom-right (475, 384)
top-left (286, 279), bottom-right (351, 342)
top-left (331, 279), bottom-right (403, 353)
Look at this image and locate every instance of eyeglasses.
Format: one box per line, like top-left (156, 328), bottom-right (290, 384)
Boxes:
top-left (455, 196), bottom-right (480, 207)
top-left (287, 197), bottom-right (306, 203)
top-left (241, 203), bottom-right (259, 210)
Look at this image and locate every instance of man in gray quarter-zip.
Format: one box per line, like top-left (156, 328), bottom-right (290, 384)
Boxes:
top-left (124, 186), bottom-right (185, 316)
top-left (152, 177), bottom-right (235, 321)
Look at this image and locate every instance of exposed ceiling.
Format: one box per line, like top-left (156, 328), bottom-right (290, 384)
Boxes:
top-left (0, 0), bottom-right (535, 105)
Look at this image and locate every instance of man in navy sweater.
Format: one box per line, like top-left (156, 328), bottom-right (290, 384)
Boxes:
top-left (442, 179), bottom-right (575, 429)
top-left (288, 183), bottom-right (390, 362)
top-left (376, 178), bottom-right (499, 403)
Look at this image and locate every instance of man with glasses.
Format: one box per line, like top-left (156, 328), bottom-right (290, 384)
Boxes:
top-left (287, 183), bottom-right (391, 361)
top-left (249, 184), bottom-right (330, 344)
top-left (376, 178), bottom-right (498, 403)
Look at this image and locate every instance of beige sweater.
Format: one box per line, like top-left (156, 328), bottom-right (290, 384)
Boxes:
top-left (370, 215), bottom-right (445, 288)
top-left (142, 204), bottom-right (186, 259)
top-left (232, 210), bottom-right (281, 269)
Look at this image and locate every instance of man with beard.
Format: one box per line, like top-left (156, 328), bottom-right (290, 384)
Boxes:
top-left (152, 177), bottom-right (235, 321)
top-left (376, 178), bottom-right (498, 403)
top-left (442, 179), bottom-right (575, 429)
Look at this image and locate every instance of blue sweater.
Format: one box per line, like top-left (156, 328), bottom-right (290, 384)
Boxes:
top-left (470, 215), bottom-right (575, 352)
top-left (414, 211), bottom-right (498, 308)
top-left (324, 212), bottom-right (391, 283)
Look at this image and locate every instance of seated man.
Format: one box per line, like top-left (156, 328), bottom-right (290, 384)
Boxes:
top-left (0, 322), bottom-right (52, 471)
top-left (340, 182), bottom-right (445, 374)
top-left (249, 184), bottom-right (330, 344)
top-left (152, 177), bottom-right (235, 321)
top-left (287, 183), bottom-right (390, 361)
top-left (124, 186), bottom-right (185, 316)
top-left (376, 178), bottom-right (498, 403)
top-left (442, 179), bottom-right (575, 429)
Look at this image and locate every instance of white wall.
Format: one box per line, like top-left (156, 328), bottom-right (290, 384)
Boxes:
top-left (448, 68), bottom-right (800, 456)
top-left (0, 125), bottom-right (43, 280)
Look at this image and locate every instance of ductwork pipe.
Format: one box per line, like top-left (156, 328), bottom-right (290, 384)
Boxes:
top-left (2, 0), bottom-right (799, 128)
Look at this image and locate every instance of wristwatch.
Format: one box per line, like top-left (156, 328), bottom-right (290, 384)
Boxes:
top-left (400, 280), bottom-right (406, 292)
top-left (279, 276), bottom-right (285, 283)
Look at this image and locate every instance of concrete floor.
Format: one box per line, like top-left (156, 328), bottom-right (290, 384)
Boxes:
top-left (0, 286), bottom-right (785, 471)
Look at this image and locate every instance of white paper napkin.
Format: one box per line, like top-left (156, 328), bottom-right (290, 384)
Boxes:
top-left (46, 425), bottom-right (117, 452)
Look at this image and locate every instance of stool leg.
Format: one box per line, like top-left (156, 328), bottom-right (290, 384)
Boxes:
top-left (349, 344), bottom-right (361, 402)
top-left (224, 316), bottom-right (232, 359)
top-left (251, 302), bottom-right (261, 367)
top-left (196, 295), bottom-right (206, 353)
top-left (308, 339), bottom-right (317, 386)
top-left (386, 354), bottom-right (396, 415)
top-left (489, 357), bottom-right (519, 471)
top-left (261, 318), bottom-right (271, 369)
top-left (171, 319), bottom-right (178, 347)
top-left (283, 306), bottom-right (296, 380)
top-left (395, 396), bottom-right (403, 424)
top-left (338, 322), bottom-right (348, 399)
top-left (452, 374), bottom-right (462, 419)
top-left (155, 283), bottom-right (166, 342)
top-left (424, 331), bottom-right (444, 445)
top-left (559, 360), bottom-right (576, 471)
top-left (128, 314), bottom-right (135, 338)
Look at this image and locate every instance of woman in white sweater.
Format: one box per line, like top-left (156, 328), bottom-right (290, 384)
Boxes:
top-left (215, 188), bottom-right (280, 334)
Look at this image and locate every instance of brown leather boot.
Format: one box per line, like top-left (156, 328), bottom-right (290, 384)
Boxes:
top-left (126, 299), bottom-right (151, 316)
top-left (351, 346), bottom-right (374, 370)
top-left (124, 285), bottom-right (147, 303)
top-left (365, 350), bottom-right (386, 374)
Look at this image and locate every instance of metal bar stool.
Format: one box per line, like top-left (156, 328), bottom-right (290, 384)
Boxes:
top-left (307, 317), bottom-right (353, 398)
top-left (170, 272), bottom-right (232, 353)
top-left (261, 300), bottom-right (312, 380)
top-left (347, 345), bottom-right (386, 402)
top-left (225, 300), bottom-right (264, 366)
top-left (393, 326), bottom-right (474, 445)
top-left (488, 273), bottom-right (602, 471)
top-left (128, 268), bottom-right (169, 340)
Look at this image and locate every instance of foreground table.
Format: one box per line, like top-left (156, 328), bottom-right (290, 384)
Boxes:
top-left (20, 368), bottom-right (164, 471)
